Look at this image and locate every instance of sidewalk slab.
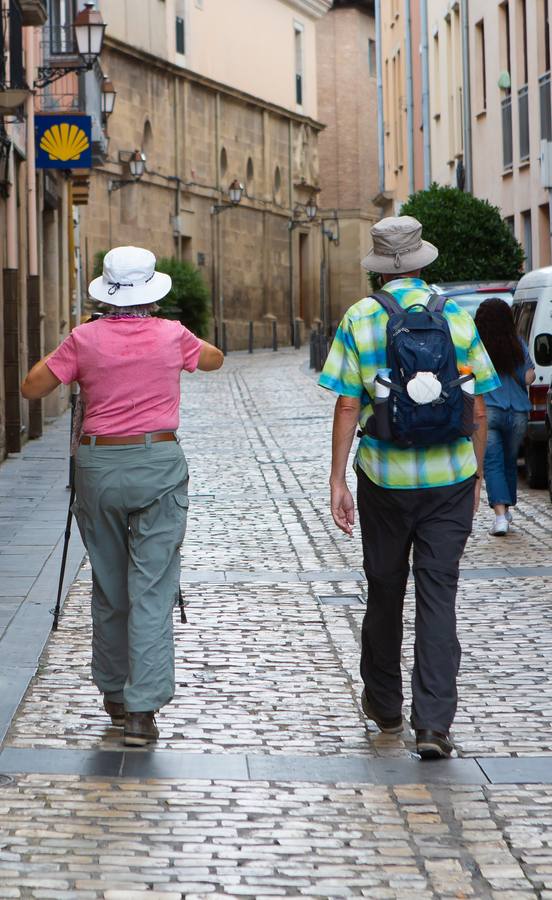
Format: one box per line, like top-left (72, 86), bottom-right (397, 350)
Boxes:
top-left (0, 411), bottom-right (85, 746)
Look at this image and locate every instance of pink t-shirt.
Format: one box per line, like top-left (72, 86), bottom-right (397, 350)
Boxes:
top-left (46, 317), bottom-right (202, 435)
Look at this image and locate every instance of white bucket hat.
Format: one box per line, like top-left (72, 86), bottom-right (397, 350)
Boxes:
top-left (361, 215), bottom-right (438, 274)
top-left (88, 246), bottom-right (172, 306)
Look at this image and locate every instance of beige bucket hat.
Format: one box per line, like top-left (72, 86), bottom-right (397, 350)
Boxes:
top-left (361, 215), bottom-right (439, 274)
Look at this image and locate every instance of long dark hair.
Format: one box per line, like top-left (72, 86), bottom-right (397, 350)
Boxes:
top-left (474, 298), bottom-right (524, 375)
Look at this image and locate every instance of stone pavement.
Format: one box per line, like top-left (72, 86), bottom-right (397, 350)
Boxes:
top-left (1, 347), bottom-right (552, 898)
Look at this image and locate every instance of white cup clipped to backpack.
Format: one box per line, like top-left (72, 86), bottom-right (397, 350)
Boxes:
top-left (406, 372), bottom-right (442, 405)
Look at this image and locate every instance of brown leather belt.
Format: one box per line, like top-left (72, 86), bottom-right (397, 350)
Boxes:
top-left (80, 432), bottom-right (176, 446)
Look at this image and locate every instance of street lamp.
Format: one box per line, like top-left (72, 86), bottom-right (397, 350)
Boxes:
top-left (74, 2), bottom-right (106, 66)
top-left (108, 150), bottom-right (147, 192)
top-left (34, 2), bottom-right (107, 89)
top-left (288, 196), bottom-right (319, 231)
top-left (212, 179), bottom-right (245, 214)
top-left (101, 76), bottom-right (117, 119)
top-left (128, 149), bottom-right (146, 179)
top-left (305, 196), bottom-right (318, 221)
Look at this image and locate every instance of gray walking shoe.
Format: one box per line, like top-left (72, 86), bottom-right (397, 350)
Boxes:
top-left (124, 711), bottom-right (159, 746)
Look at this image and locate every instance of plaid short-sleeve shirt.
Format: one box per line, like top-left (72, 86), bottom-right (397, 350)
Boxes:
top-left (319, 278), bottom-right (500, 489)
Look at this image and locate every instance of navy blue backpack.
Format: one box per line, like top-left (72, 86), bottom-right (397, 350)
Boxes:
top-left (360, 290), bottom-right (474, 448)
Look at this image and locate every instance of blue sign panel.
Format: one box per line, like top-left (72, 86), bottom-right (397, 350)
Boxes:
top-left (35, 114), bottom-right (92, 170)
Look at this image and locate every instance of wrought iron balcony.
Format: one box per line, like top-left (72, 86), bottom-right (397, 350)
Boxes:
top-left (0, 1), bottom-right (30, 113)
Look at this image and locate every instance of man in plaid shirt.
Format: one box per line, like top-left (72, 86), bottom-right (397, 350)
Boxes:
top-left (319, 216), bottom-right (499, 759)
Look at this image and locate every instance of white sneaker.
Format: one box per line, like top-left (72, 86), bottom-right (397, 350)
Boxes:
top-left (490, 516), bottom-right (509, 536)
top-left (505, 509), bottom-right (513, 524)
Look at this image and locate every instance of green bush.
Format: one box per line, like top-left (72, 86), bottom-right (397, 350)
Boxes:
top-left (397, 184), bottom-right (525, 283)
top-left (91, 251), bottom-right (211, 338)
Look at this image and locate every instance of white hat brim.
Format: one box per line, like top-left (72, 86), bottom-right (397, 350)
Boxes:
top-left (361, 239), bottom-right (439, 274)
top-left (88, 271), bottom-right (172, 306)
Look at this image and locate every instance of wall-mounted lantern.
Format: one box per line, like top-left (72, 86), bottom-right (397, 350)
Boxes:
top-left (34, 2), bottom-right (107, 89)
top-left (108, 149), bottom-right (146, 192)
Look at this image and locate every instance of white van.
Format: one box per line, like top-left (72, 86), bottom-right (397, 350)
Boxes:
top-left (511, 267), bottom-right (552, 487)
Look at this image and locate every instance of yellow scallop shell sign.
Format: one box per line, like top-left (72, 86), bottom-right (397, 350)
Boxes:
top-left (39, 123), bottom-right (90, 162)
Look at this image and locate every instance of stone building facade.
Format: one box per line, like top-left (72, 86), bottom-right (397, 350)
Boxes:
top-left (316, 0), bottom-right (381, 325)
top-left (470, 0), bottom-right (552, 270)
top-left (81, 0), bottom-right (332, 350)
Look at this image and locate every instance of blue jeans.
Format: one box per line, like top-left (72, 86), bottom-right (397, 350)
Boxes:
top-left (484, 407), bottom-right (528, 508)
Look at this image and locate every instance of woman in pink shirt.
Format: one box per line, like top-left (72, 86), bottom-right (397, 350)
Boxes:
top-left (21, 246), bottom-right (223, 746)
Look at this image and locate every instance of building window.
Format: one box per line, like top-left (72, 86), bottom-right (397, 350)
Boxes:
top-left (518, 0), bottom-right (528, 85)
top-left (246, 157), bottom-right (254, 194)
top-left (475, 20), bottom-right (487, 111)
top-left (499, 1), bottom-right (511, 94)
top-left (505, 215), bottom-right (515, 234)
top-left (368, 38), bottom-right (376, 77)
top-left (274, 165), bottom-right (282, 203)
top-left (545, 0), bottom-right (551, 71)
top-left (176, 16), bottom-right (185, 54)
top-left (175, 0), bottom-right (185, 55)
top-left (220, 147), bottom-right (228, 179)
top-left (48, 0), bottom-right (76, 55)
top-left (294, 23), bottom-right (304, 107)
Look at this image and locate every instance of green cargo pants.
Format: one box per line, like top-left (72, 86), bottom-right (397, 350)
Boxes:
top-left (72, 437), bottom-right (189, 712)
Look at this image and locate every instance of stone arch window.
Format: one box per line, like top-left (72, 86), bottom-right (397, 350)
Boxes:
top-left (246, 157), bottom-right (254, 194)
top-left (220, 147), bottom-right (228, 180)
top-left (273, 165), bottom-right (282, 203)
top-left (142, 120), bottom-right (154, 157)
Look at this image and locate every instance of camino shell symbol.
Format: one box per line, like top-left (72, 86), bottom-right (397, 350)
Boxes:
top-left (39, 123), bottom-right (90, 162)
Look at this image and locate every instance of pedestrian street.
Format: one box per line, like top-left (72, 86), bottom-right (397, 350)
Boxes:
top-left (1, 347), bottom-right (552, 898)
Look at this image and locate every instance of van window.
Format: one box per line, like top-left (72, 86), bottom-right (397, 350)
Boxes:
top-left (534, 333), bottom-right (552, 366)
top-left (515, 301), bottom-right (537, 343)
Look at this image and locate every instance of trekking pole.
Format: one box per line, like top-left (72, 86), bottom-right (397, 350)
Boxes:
top-left (178, 586), bottom-right (187, 624)
top-left (52, 478), bottom-right (75, 631)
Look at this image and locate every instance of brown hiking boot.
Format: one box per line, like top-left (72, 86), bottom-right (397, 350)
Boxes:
top-left (416, 730), bottom-right (453, 760)
top-left (124, 712), bottom-right (159, 747)
top-left (361, 688), bottom-right (403, 734)
top-left (103, 697), bottom-right (125, 727)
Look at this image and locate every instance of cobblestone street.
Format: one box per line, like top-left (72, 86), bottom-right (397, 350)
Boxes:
top-left (1, 348), bottom-right (552, 898)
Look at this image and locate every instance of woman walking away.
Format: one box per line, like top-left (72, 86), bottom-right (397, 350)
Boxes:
top-left (474, 298), bottom-right (535, 537)
top-left (21, 246), bottom-right (223, 746)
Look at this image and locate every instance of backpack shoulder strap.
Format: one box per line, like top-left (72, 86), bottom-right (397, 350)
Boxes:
top-left (371, 289), bottom-right (403, 318)
top-left (427, 293), bottom-right (448, 314)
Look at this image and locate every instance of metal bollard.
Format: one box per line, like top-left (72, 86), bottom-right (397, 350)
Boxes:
top-left (248, 320), bottom-right (254, 354)
top-left (294, 318), bottom-right (302, 350)
top-left (309, 329), bottom-right (316, 369)
top-left (272, 319), bottom-right (278, 352)
top-left (222, 321), bottom-right (228, 356)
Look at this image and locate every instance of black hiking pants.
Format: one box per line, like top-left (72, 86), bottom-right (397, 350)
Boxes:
top-left (357, 467), bottom-right (475, 733)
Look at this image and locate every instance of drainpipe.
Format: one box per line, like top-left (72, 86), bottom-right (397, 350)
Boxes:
top-left (25, 29), bottom-right (38, 278)
top-left (420, 0), bottom-right (432, 187)
top-left (404, 0), bottom-right (415, 196)
top-left (461, 0), bottom-right (473, 192)
top-left (288, 117), bottom-right (294, 343)
top-left (6, 139), bottom-right (18, 269)
top-left (375, 0), bottom-right (385, 195)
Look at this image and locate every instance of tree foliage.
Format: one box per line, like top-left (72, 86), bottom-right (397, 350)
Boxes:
top-left (399, 184), bottom-right (525, 282)
top-left (92, 251), bottom-right (211, 337)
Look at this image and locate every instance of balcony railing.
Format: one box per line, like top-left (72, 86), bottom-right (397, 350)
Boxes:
top-left (502, 95), bottom-right (513, 169)
top-left (540, 71), bottom-right (552, 142)
top-left (1, 1), bottom-right (25, 90)
top-left (519, 84), bottom-right (530, 162)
